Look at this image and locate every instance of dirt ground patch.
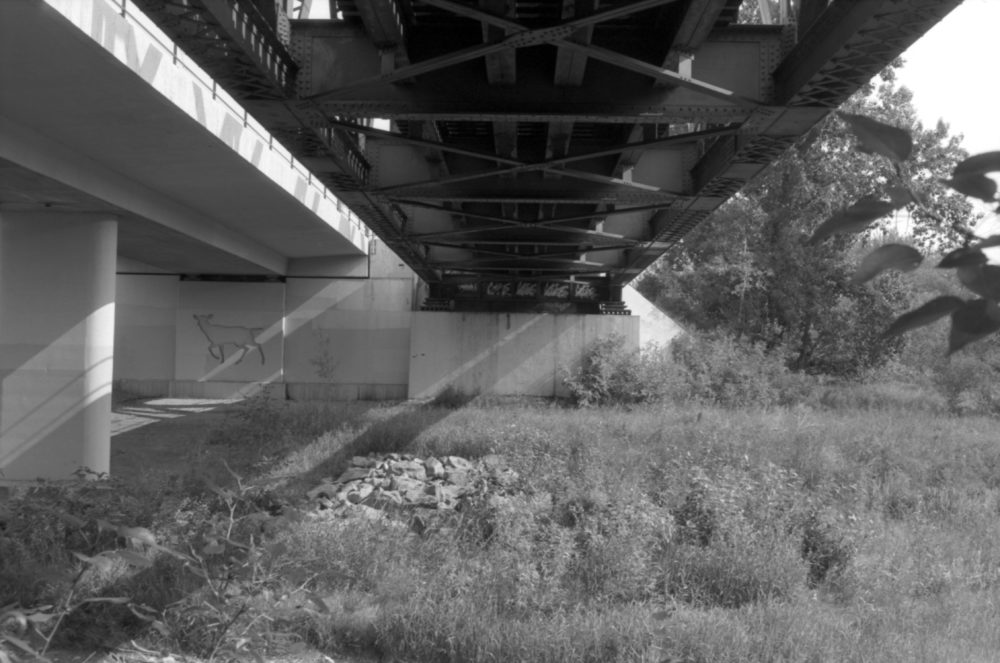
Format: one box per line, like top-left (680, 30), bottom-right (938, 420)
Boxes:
top-left (110, 397), bottom-right (241, 481)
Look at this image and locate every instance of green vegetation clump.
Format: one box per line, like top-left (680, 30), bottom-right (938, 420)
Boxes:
top-left (4, 398), bottom-right (1000, 662)
top-left (564, 331), bottom-right (799, 409)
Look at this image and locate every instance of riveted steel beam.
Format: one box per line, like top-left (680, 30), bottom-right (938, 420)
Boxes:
top-left (301, 51), bottom-right (763, 121)
top-left (407, 224), bottom-right (622, 241)
top-left (370, 125), bottom-right (735, 191)
top-left (668, 0), bottom-right (731, 54)
top-left (773, 0), bottom-right (881, 105)
top-left (775, 0), bottom-right (963, 107)
top-left (419, 0), bottom-right (680, 37)
top-left (356, 0), bottom-right (407, 49)
top-left (417, 0), bottom-right (758, 105)
top-left (199, 0), bottom-right (298, 95)
top-left (307, 0), bottom-right (742, 106)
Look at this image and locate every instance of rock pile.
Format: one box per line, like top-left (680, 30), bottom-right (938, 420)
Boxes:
top-left (306, 453), bottom-right (519, 529)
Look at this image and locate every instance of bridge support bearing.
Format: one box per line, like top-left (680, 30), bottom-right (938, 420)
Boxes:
top-left (0, 211), bottom-right (118, 483)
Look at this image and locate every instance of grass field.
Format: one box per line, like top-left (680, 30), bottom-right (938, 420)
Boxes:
top-left (2, 393), bottom-right (999, 662)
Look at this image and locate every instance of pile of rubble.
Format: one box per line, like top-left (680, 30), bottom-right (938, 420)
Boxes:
top-left (306, 453), bottom-right (519, 528)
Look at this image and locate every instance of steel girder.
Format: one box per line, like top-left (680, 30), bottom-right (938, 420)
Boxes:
top-left (137, 0), bottom-right (962, 312)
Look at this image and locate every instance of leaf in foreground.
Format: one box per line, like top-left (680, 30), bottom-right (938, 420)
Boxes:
top-left (837, 111), bottom-right (913, 162)
top-left (886, 185), bottom-right (917, 208)
top-left (851, 244), bottom-right (922, 283)
top-left (938, 246), bottom-right (987, 268)
top-left (977, 234), bottom-right (1000, 249)
top-left (953, 151), bottom-right (1000, 177)
top-left (809, 197), bottom-right (897, 244)
top-left (957, 264), bottom-right (1000, 300)
top-left (948, 299), bottom-right (1000, 354)
top-left (943, 173), bottom-right (998, 202)
top-left (882, 295), bottom-right (964, 338)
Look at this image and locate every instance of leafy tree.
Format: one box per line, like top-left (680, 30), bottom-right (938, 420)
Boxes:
top-left (638, 76), bottom-right (972, 376)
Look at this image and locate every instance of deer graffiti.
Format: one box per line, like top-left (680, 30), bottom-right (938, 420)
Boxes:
top-left (193, 314), bottom-right (266, 365)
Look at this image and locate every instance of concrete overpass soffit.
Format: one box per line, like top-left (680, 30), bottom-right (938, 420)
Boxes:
top-left (0, 0), bottom-right (370, 276)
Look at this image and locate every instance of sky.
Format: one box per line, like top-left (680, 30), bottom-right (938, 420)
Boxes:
top-left (894, 0), bottom-right (1000, 234)
top-left (895, 0), bottom-right (1000, 156)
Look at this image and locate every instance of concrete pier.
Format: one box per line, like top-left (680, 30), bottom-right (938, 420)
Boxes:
top-left (0, 211), bottom-right (117, 481)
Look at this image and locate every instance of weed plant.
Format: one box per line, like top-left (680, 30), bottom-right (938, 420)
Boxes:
top-left (3, 398), bottom-right (1000, 662)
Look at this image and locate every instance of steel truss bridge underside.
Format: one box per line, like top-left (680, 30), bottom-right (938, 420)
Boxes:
top-left (134, 0), bottom-right (959, 313)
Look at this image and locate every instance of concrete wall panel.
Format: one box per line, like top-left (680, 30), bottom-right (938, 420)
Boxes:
top-left (283, 277), bottom-right (412, 388)
top-left (176, 281), bottom-right (285, 383)
top-left (408, 312), bottom-right (639, 399)
top-left (114, 273), bottom-right (415, 398)
top-left (114, 275), bottom-right (178, 380)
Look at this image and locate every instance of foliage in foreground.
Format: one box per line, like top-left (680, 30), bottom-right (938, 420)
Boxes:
top-left (3, 398), bottom-right (1000, 662)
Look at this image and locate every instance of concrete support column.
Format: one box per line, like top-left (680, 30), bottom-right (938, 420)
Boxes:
top-left (0, 211), bottom-right (118, 482)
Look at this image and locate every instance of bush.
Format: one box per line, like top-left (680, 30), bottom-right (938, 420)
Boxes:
top-left (668, 331), bottom-right (793, 408)
top-left (933, 351), bottom-right (1000, 416)
top-left (563, 334), bottom-right (672, 407)
top-left (564, 331), bottom-right (797, 408)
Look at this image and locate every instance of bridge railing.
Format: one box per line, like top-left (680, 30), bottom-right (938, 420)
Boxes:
top-left (87, 0), bottom-right (371, 244)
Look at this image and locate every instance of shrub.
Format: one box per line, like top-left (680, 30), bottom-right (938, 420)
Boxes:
top-left (563, 334), bottom-right (672, 407)
top-left (660, 530), bottom-right (807, 608)
top-left (565, 330), bottom-right (798, 408)
top-left (932, 351), bottom-right (1000, 416)
top-left (800, 509), bottom-right (855, 587)
top-left (668, 331), bottom-right (792, 408)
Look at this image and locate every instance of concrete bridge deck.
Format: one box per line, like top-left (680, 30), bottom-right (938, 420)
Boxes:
top-left (1, 0), bottom-right (369, 276)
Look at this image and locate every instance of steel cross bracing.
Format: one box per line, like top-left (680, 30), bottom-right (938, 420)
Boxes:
top-left (137, 0), bottom-right (961, 313)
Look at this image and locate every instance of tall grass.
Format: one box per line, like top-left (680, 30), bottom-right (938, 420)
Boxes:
top-left (3, 395), bottom-right (999, 662)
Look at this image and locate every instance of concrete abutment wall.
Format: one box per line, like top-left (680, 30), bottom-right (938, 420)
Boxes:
top-left (113, 248), bottom-right (415, 402)
top-left (112, 264), bottom-right (643, 403)
top-left (408, 312), bottom-right (640, 400)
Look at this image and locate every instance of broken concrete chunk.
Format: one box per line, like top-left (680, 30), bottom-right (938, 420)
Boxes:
top-left (481, 454), bottom-right (506, 470)
top-left (362, 488), bottom-right (404, 510)
top-left (445, 456), bottom-right (474, 470)
top-left (307, 452), bottom-right (520, 534)
top-left (392, 476), bottom-right (426, 502)
top-left (336, 467), bottom-right (373, 484)
top-left (307, 483), bottom-right (340, 501)
top-left (346, 483), bottom-right (375, 504)
top-left (424, 456), bottom-right (446, 479)
top-left (391, 459), bottom-right (426, 478)
top-left (405, 494), bottom-right (440, 509)
top-left (445, 469), bottom-right (473, 486)
top-left (437, 484), bottom-right (464, 502)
